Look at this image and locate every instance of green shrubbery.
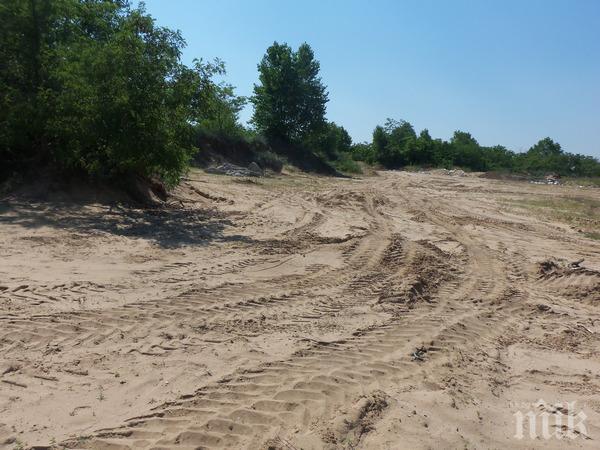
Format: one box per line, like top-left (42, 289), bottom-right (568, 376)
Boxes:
top-left (0, 0), bottom-right (244, 185)
top-left (351, 120), bottom-right (600, 177)
top-left (2, 2), bottom-right (597, 184)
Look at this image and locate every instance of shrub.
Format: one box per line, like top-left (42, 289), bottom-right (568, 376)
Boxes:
top-left (255, 150), bottom-right (285, 173)
top-left (334, 154), bottom-right (362, 174)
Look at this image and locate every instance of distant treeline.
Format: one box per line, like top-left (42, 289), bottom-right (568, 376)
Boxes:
top-left (350, 120), bottom-right (600, 177)
top-left (2, 0), bottom-right (599, 185)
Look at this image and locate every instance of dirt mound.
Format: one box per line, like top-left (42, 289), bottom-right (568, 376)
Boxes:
top-left (378, 239), bottom-right (458, 308)
top-left (538, 258), bottom-right (593, 277)
top-left (193, 132), bottom-right (344, 176)
top-left (537, 258), bottom-right (600, 303)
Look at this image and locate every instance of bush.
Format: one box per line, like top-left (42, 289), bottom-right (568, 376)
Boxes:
top-left (255, 150), bottom-right (285, 173)
top-left (0, 1), bottom-right (238, 186)
top-left (333, 154), bottom-right (362, 174)
top-left (193, 129), bottom-right (285, 173)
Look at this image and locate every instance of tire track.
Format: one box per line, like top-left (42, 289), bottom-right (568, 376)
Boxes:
top-left (62, 184), bottom-right (526, 449)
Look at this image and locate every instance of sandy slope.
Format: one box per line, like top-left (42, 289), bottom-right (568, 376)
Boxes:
top-left (1, 169), bottom-right (599, 449)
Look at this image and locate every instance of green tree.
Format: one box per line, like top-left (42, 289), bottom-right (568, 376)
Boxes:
top-left (528, 137), bottom-right (562, 157)
top-left (305, 122), bottom-right (352, 162)
top-left (370, 119), bottom-right (417, 168)
top-left (515, 137), bottom-right (565, 175)
top-left (1, 0), bottom-right (229, 185)
top-left (363, 119), bottom-right (600, 177)
top-left (193, 59), bottom-right (247, 137)
top-left (483, 145), bottom-right (515, 171)
top-left (335, 124), bottom-right (353, 154)
top-left (251, 42), bottom-right (328, 144)
top-left (48, 3), bottom-right (200, 184)
top-left (411, 129), bottom-right (434, 165)
top-left (0, 0), bottom-right (58, 175)
top-left (432, 139), bottom-right (453, 168)
top-left (372, 125), bottom-right (391, 166)
top-left (450, 131), bottom-right (486, 171)
top-left (350, 142), bottom-right (374, 163)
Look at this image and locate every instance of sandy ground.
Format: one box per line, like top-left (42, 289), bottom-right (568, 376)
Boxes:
top-left (1, 169), bottom-right (599, 449)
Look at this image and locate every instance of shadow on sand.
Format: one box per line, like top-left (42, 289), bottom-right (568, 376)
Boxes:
top-left (0, 200), bottom-right (253, 249)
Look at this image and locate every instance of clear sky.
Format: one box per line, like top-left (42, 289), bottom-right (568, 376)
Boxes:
top-left (142, 0), bottom-right (600, 157)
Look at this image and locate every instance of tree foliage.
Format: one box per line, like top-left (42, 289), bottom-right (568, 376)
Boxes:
top-left (2, 4), bottom-right (597, 184)
top-left (251, 42), bottom-right (328, 144)
top-left (353, 119), bottom-right (600, 177)
top-left (0, 0), bottom-right (243, 185)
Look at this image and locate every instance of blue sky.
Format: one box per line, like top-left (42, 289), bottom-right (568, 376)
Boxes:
top-left (142, 0), bottom-right (600, 157)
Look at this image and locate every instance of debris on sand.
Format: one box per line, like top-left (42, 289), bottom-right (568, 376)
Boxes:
top-left (432, 168), bottom-right (467, 177)
top-left (538, 258), bottom-right (588, 277)
top-left (327, 391), bottom-right (389, 446)
top-left (443, 169), bottom-right (466, 177)
top-left (205, 162), bottom-right (263, 177)
top-left (537, 258), bottom-right (600, 304)
top-left (538, 259), bottom-right (562, 276)
top-left (536, 303), bottom-right (552, 313)
top-left (529, 173), bottom-right (561, 185)
top-left (411, 346), bottom-right (428, 362)
top-left (570, 258), bottom-right (584, 268)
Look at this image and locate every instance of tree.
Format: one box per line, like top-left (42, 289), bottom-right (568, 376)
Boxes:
top-left (0, 0), bottom-right (58, 176)
top-left (363, 118), bottom-right (600, 177)
top-left (410, 129), bottom-right (434, 165)
top-left (483, 145), bottom-right (515, 171)
top-left (515, 137), bottom-right (565, 175)
top-left (369, 119), bottom-right (417, 168)
top-left (450, 131), bottom-right (486, 171)
top-left (372, 125), bottom-right (390, 166)
top-left (192, 59), bottom-right (247, 137)
top-left (1, 0), bottom-right (229, 185)
top-left (335, 124), bottom-right (353, 154)
top-left (528, 137), bottom-right (562, 157)
top-left (48, 3), bottom-right (201, 184)
top-left (350, 142), bottom-right (374, 163)
top-left (309, 122), bottom-right (352, 160)
top-left (251, 42), bottom-right (328, 144)
top-left (385, 119), bottom-right (416, 144)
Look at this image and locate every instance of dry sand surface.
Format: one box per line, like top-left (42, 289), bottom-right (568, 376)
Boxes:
top-left (1, 169), bottom-right (600, 449)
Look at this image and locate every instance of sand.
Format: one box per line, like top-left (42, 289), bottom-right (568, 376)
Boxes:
top-left (0, 169), bottom-right (599, 449)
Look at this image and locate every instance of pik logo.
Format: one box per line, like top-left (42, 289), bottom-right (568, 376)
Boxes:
top-left (513, 400), bottom-right (588, 440)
